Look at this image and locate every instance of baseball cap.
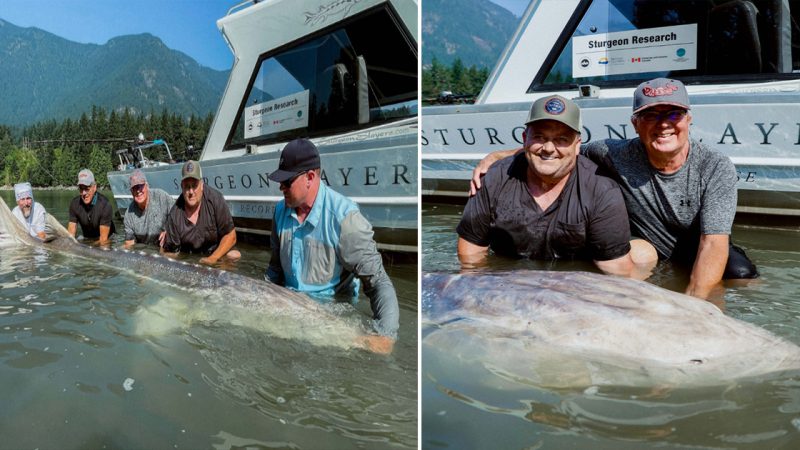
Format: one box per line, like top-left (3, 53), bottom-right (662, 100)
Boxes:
top-left (268, 139), bottom-right (321, 183)
top-left (14, 182), bottom-right (33, 201)
top-left (129, 169), bottom-right (147, 187)
top-left (633, 78), bottom-right (691, 114)
top-left (77, 169), bottom-right (95, 186)
top-left (525, 95), bottom-right (581, 133)
top-left (181, 160), bottom-right (202, 181)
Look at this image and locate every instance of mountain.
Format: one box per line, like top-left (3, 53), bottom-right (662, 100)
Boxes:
top-left (422, 0), bottom-right (520, 69)
top-left (0, 18), bottom-right (229, 127)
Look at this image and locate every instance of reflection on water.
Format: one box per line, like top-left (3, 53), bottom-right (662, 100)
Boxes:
top-left (423, 203), bottom-right (800, 449)
top-left (0, 189), bottom-right (417, 449)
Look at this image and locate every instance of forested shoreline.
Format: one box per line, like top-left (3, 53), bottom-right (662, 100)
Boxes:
top-left (0, 106), bottom-right (213, 188)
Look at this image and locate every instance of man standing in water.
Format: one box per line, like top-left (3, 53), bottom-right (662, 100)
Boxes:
top-left (457, 95), bottom-right (635, 276)
top-left (266, 138), bottom-right (399, 354)
top-left (11, 182), bottom-right (47, 239)
top-left (162, 160), bottom-right (240, 264)
top-left (67, 169), bottom-right (115, 244)
top-left (471, 78), bottom-right (758, 299)
top-left (123, 169), bottom-right (174, 248)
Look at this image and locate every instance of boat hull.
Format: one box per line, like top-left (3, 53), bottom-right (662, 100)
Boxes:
top-left (422, 93), bottom-right (800, 219)
top-left (109, 132), bottom-right (418, 252)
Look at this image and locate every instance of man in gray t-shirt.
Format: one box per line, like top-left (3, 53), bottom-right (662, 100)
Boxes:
top-left (472, 78), bottom-right (757, 300)
top-left (123, 169), bottom-right (175, 247)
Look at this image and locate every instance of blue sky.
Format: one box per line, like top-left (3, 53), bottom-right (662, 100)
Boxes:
top-left (0, 0), bottom-right (233, 71)
top-left (0, 0), bottom-right (528, 71)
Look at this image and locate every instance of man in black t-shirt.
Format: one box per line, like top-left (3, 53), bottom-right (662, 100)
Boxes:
top-left (457, 95), bottom-right (634, 276)
top-left (162, 160), bottom-right (241, 265)
top-left (67, 168), bottom-right (116, 243)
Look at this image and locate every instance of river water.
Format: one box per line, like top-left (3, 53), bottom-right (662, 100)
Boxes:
top-left (0, 189), bottom-right (418, 449)
top-left (422, 203), bottom-right (800, 449)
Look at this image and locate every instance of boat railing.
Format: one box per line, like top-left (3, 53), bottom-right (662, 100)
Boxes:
top-left (226, 0), bottom-right (261, 17)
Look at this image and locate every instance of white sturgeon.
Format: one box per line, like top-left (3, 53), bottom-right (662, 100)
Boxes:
top-left (423, 270), bottom-right (800, 387)
top-left (0, 197), bottom-right (365, 349)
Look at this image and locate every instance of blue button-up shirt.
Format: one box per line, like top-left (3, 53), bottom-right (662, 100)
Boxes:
top-left (267, 182), bottom-right (399, 337)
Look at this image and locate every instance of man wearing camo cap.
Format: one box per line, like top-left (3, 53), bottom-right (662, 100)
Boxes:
top-left (67, 168), bottom-right (116, 243)
top-left (11, 182), bottom-right (47, 239)
top-left (123, 169), bottom-right (175, 248)
top-left (471, 78), bottom-right (757, 299)
top-left (458, 95), bottom-right (634, 276)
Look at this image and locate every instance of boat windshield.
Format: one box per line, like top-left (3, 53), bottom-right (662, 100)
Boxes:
top-left (228, 5), bottom-right (417, 149)
top-left (533, 0), bottom-right (800, 91)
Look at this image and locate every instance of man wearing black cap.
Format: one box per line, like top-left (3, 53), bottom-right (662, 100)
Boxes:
top-left (458, 95), bottom-right (634, 275)
top-left (266, 138), bottom-right (400, 354)
top-left (162, 160), bottom-right (241, 264)
top-left (471, 78), bottom-right (758, 299)
top-left (67, 168), bottom-right (116, 244)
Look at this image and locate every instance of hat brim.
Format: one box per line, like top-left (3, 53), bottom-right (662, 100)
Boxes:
top-left (268, 169), bottom-right (301, 183)
top-left (525, 117), bottom-right (581, 134)
top-left (633, 102), bottom-right (691, 114)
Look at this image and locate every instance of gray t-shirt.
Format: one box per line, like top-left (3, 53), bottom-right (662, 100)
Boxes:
top-left (583, 138), bottom-right (737, 261)
top-left (123, 188), bottom-right (175, 245)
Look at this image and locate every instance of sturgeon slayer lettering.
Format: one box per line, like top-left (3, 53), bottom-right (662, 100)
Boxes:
top-left (303, 0), bottom-right (361, 26)
top-left (171, 164), bottom-right (412, 191)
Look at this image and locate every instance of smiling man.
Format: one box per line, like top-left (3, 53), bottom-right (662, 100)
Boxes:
top-left (67, 169), bottom-right (115, 244)
top-left (471, 78), bottom-right (759, 299)
top-left (162, 160), bottom-right (240, 265)
top-left (123, 169), bottom-right (175, 248)
top-left (458, 95), bottom-right (635, 276)
top-left (11, 182), bottom-right (47, 239)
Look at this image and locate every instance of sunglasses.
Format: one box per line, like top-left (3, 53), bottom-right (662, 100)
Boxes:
top-left (280, 171), bottom-right (308, 189)
top-left (131, 184), bottom-right (146, 194)
top-left (636, 109), bottom-right (688, 123)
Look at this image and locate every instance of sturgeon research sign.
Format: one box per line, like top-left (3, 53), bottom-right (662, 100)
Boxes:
top-left (572, 24), bottom-right (697, 78)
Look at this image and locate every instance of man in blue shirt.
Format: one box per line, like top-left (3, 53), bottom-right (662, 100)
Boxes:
top-left (266, 139), bottom-right (400, 354)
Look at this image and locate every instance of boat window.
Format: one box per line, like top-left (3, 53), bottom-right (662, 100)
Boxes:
top-left (533, 0), bottom-right (800, 91)
top-left (228, 6), bottom-right (417, 149)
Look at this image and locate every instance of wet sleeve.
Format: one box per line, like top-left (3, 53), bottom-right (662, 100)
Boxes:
top-left (213, 192), bottom-right (235, 237)
top-left (338, 210), bottom-right (399, 339)
top-left (32, 204), bottom-right (47, 234)
top-left (68, 199), bottom-right (78, 223)
top-left (456, 176), bottom-right (493, 247)
top-left (99, 199), bottom-right (113, 227)
top-left (159, 191), bottom-right (176, 232)
top-left (588, 180), bottom-right (631, 261)
top-left (123, 207), bottom-right (135, 241)
top-left (265, 212), bottom-right (285, 285)
top-left (162, 206), bottom-right (181, 253)
top-left (700, 156), bottom-right (737, 235)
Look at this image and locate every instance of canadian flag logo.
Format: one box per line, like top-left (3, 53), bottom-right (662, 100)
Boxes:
top-left (631, 57), bottom-right (641, 63)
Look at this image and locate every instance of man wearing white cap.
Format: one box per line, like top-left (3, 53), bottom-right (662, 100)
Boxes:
top-left (11, 182), bottom-right (47, 239)
top-left (471, 77), bottom-right (757, 299)
top-left (123, 169), bottom-right (174, 248)
top-left (67, 168), bottom-right (116, 243)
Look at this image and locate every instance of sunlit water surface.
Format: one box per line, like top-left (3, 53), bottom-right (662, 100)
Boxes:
top-left (0, 190), bottom-right (417, 449)
top-left (422, 203), bottom-right (800, 449)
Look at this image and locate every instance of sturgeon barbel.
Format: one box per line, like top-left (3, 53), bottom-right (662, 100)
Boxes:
top-left (423, 271), bottom-right (800, 387)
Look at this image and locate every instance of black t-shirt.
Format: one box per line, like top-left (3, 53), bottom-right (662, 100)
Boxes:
top-left (457, 153), bottom-right (631, 261)
top-left (68, 192), bottom-right (116, 239)
top-left (163, 185), bottom-right (235, 254)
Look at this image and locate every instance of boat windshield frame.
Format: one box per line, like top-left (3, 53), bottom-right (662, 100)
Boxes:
top-left (224, 3), bottom-right (418, 151)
